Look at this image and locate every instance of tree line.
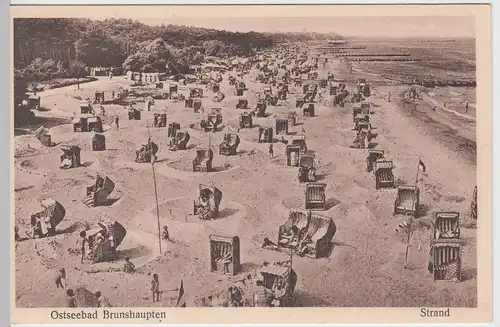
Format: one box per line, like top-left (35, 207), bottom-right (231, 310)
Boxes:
top-left (14, 18), bottom-right (342, 80)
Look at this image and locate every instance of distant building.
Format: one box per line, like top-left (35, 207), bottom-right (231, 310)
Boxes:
top-left (90, 67), bottom-right (109, 77)
top-left (125, 71), bottom-right (167, 82)
top-left (90, 67), bottom-right (124, 77)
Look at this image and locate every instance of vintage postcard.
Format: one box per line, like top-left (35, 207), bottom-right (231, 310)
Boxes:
top-left (10, 3), bottom-right (492, 325)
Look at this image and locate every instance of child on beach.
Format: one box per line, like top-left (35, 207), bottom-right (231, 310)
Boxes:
top-left (151, 274), bottom-right (160, 302)
top-left (55, 268), bottom-right (66, 289)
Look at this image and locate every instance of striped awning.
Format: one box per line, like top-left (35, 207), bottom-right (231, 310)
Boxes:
top-left (376, 161), bottom-right (393, 170)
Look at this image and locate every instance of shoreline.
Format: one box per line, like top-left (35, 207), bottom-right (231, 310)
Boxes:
top-left (394, 88), bottom-right (476, 167)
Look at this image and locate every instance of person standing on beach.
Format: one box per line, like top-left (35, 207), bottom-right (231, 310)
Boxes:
top-left (151, 274), bottom-right (160, 303)
top-left (387, 92), bottom-right (391, 102)
top-left (114, 115), bottom-right (119, 129)
top-left (465, 101), bottom-right (469, 114)
top-left (14, 226), bottom-right (21, 242)
top-left (162, 225), bottom-right (170, 241)
top-left (79, 231), bottom-right (88, 264)
top-left (55, 268), bottom-right (66, 289)
top-left (268, 144), bottom-right (274, 158)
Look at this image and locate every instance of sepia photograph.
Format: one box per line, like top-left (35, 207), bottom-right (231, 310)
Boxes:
top-left (10, 3), bottom-right (492, 324)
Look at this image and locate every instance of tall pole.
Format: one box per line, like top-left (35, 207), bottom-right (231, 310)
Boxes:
top-left (148, 124), bottom-right (162, 254)
top-left (404, 221), bottom-right (412, 269)
top-left (405, 155), bottom-right (421, 269)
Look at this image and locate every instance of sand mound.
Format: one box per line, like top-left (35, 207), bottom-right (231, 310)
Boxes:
top-left (19, 159), bottom-right (38, 170)
top-left (74, 287), bottom-right (100, 307)
top-left (188, 123), bottom-right (226, 133)
top-left (49, 124), bottom-right (79, 135)
top-left (344, 204), bottom-right (377, 225)
top-left (444, 195), bottom-right (466, 203)
top-left (17, 157), bottom-right (53, 178)
top-left (15, 145), bottom-right (40, 158)
top-left (317, 162), bottom-right (336, 174)
top-left (153, 197), bottom-right (246, 224)
top-left (50, 123), bottom-right (113, 136)
top-left (167, 159), bottom-right (234, 173)
top-left (57, 221), bottom-right (89, 235)
top-left (37, 238), bottom-right (62, 261)
top-left (281, 195), bottom-right (340, 211)
top-left (225, 120), bottom-right (254, 131)
top-left (270, 158), bottom-right (294, 167)
top-left (246, 135), bottom-right (279, 144)
top-left (130, 197), bottom-right (249, 241)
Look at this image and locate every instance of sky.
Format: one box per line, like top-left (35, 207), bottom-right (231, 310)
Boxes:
top-left (133, 16), bottom-right (475, 38)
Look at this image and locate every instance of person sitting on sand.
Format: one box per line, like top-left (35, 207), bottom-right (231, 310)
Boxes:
top-left (297, 235), bottom-right (312, 255)
top-left (271, 279), bottom-right (287, 304)
top-left (228, 286), bottom-right (243, 307)
top-left (262, 237), bottom-right (279, 250)
top-left (66, 289), bottom-right (77, 308)
top-left (123, 257), bottom-right (136, 274)
top-left (222, 252), bottom-right (232, 274)
top-left (95, 291), bottom-right (111, 307)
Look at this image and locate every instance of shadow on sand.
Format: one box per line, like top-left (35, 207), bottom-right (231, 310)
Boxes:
top-left (14, 185), bottom-right (35, 192)
top-left (291, 290), bottom-right (332, 307)
top-left (81, 161), bottom-right (94, 168)
top-left (218, 207), bottom-right (239, 219)
top-left (211, 165), bottom-right (233, 173)
top-left (314, 174), bottom-right (327, 181)
top-left (117, 245), bottom-right (152, 260)
top-left (239, 262), bottom-right (260, 275)
top-left (461, 267), bottom-right (477, 282)
top-left (324, 198), bottom-right (341, 210)
top-left (14, 116), bottom-right (72, 135)
top-left (106, 198), bottom-right (121, 206)
top-left (57, 221), bottom-right (88, 235)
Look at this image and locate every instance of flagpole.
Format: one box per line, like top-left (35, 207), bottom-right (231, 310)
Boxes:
top-left (406, 156), bottom-right (421, 269)
top-left (404, 224), bottom-right (411, 269)
top-left (148, 123), bottom-right (162, 254)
